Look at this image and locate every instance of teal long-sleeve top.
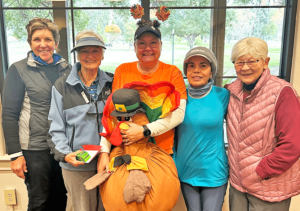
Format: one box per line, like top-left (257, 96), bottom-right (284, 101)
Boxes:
top-left (175, 86), bottom-right (230, 187)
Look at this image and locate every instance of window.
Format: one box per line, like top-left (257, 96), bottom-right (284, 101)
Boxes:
top-left (224, 6), bottom-right (285, 84)
top-left (69, 8), bottom-right (139, 71)
top-left (0, 0), bottom-right (297, 91)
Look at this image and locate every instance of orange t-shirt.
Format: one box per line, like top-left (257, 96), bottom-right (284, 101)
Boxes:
top-left (112, 61), bottom-right (187, 154)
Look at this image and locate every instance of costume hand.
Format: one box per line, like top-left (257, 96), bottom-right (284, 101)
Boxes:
top-left (97, 152), bottom-right (110, 173)
top-left (64, 151), bottom-right (85, 167)
top-left (11, 156), bottom-right (27, 179)
top-left (121, 122), bottom-right (144, 146)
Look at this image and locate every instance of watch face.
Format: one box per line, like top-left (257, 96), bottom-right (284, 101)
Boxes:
top-left (144, 130), bottom-right (151, 137)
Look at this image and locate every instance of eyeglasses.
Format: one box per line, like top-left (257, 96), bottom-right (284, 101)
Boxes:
top-left (233, 59), bottom-right (260, 69)
top-left (136, 41), bottom-right (159, 49)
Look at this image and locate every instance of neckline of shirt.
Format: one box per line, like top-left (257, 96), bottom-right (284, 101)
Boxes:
top-left (189, 86), bottom-right (213, 99)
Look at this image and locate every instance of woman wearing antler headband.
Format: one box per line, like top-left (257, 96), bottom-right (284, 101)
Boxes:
top-left (98, 19), bottom-right (187, 172)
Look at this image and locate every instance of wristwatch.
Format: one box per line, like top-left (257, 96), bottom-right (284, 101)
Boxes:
top-left (143, 125), bottom-right (151, 138)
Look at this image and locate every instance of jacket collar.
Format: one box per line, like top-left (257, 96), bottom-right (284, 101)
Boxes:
top-left (26, 50), bottom-right (67, 68)
top-left (66, 62), bottom-right (113, 87)
top-left (227, 68), bottom-right (271, 100)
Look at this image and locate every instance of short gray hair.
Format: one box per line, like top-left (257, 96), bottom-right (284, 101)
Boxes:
top-left (75, 30), bottom-right (105, 59)
top-left (26, 17), bottom-right (60, 45)
top-left (231, 37), bottom-right (268, 62)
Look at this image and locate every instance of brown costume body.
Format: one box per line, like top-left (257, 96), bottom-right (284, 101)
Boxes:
top-left (100, 113), bottom-right (180, 211)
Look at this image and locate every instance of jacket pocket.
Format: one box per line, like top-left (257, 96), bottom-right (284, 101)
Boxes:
top-left (241, 170), bottom-right (262, 193)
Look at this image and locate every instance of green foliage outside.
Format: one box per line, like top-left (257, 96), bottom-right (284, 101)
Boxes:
top-left (4, 0), bottom-right (52, 41)
top-left (3, 0), bottom-right (285, 87)
top-left (123, 21), bottom-right (136, 49)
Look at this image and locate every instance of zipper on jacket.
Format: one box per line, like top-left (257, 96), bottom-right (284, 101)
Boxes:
top-left (232, 95), bottom-right (242, 122)
top-left (96, 81), bottom-right (111, 134)
top-left (69, 125), bottom-right (75, 151)
top-left (241, 104), bottom-right (243, 119)
top-left (241, 95), bottom-right (251, 120)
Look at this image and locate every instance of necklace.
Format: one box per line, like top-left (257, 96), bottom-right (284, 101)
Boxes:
top-left (79, 69), bottom-right (87, 85)
top-left (79, 69), bottom-right (97, 87)
top-left (137, 61), bottom-right (159, 75)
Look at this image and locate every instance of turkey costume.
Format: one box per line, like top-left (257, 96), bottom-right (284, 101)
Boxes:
top-left (84, 82), bottom-right (181, 211)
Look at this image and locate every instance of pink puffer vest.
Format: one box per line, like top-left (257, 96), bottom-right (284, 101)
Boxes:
top-left (226, 68), bottom-right (300, 202)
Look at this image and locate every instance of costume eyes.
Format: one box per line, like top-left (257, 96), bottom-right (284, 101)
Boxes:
top-left (116, 116), bottom-right (132, 122)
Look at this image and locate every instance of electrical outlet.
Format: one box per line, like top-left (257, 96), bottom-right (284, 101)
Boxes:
top-left (4, 189), bottom-right (17, 205)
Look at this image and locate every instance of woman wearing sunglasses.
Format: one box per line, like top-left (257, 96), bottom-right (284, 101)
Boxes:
top-left (48, 30), bottom-right (113, 211)
top-left (226, 37), bottom-right (300, 211)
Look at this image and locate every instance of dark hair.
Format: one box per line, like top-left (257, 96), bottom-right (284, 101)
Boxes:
top-left (26, 17), bottom-right (60, 45)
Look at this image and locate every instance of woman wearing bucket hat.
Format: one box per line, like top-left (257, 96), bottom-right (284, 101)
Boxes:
top-left (105, 19), bottom-right (187, 157)
top-left (174, 46), bottom-right (230, 211)
top-left (226, 37), bottom-right (300, 211)
top-left (2, 17), bottom-right (70, 210)
top-left (47, 30), bottom-right (113, 211)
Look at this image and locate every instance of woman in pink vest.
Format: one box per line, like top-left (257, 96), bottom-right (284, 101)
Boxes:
top-left (226, 37), bottom-right (300, 211)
